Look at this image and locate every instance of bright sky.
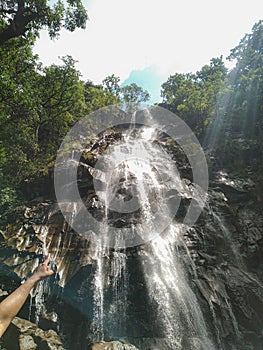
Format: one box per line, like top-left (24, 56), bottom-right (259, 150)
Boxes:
top-left (34, 0), bottom-right (263, 103)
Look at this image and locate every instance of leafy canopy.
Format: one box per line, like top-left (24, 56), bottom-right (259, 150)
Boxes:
top-left (160, 57), bottom-right (227, 138)
top-left (0, 0), bottom-right (88, 45)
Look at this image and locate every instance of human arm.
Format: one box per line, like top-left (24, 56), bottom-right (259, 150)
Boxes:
top-left (0, 254), bottom-right (54, 337)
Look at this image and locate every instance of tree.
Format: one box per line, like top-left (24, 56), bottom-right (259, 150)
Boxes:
top-left (0, 0), bottom-right (88, 46)
top-left (84, 81), bottom-right (119, 113)
top-left (102, 76), bottom-right (151, 108)
top-left (102, 74), bottom-right (121, 97)
top-left (32, 56), bottom-right (86, 154)
top-left (160, 57), bottom-right (227, 138)
top-left (204, 21), bottom-right (263, 178)
top-left (228, 20), bottom-right (263, 74)
top-left (226, 20), bottom-right (263, 140)
top-left (95, 77), bottom-right (151, 111)
top-left (121, 83), bottom-right (150, 107)
top-left (0, 44), bottom-right (86, 188)
top-left (0, 36), bottom-right (39, 183)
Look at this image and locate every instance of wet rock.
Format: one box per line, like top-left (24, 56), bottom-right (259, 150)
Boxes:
top-left (19, 335), bottom-right (37, 350)
top-left (88, 341), bottom-right (138, 350)
top-left (0, 201), bottom-right (97, 287)
top-left (2, 317), bottom-right (64, 350)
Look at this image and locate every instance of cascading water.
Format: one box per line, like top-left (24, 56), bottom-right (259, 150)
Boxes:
top-left (87, 117), bottom-right (215, 349)
top-left (142, 226), bottom-right (214, 349)
top-left (92, 236), bottom-right (106, 340)
top-left (212, 212), bottom-right (243, 268)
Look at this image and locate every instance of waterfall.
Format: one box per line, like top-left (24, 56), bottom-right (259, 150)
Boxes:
top-left (142, 226), bottom-right (214, 349)
top-left (92, 237), bottom-right (106, 340)
top-left (212, 212), bottom-right (243, 268)
top-left (87, 118), bottom-right (215, 349)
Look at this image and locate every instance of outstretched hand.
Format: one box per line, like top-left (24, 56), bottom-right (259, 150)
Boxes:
top-left (32, 254), bottom-right (54, 282)
top-left (0, 253), bottom-right (55, 337)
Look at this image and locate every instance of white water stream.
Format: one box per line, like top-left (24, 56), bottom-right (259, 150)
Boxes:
top-left (89, 123), bottom-right (215, 349)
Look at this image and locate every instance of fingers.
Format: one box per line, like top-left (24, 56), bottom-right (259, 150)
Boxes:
top-left (48, 268), bottom-right (54, 276)
top-left (44, 254), bottom-right (54, 275)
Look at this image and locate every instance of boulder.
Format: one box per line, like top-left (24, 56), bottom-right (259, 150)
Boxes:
top-left (88, 341), bottom-right (138, 350)
top-left (2, 317), bottom-right (64, 350)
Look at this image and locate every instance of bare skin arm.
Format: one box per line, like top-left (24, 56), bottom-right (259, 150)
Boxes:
top-left (0, 254), bottom-right (54, 337)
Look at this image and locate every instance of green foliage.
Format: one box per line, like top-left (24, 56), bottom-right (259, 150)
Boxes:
top-left (0, 172), bottom-right (22, 214)
top-left (160, 57), bottom-right (227, 138)
top-left (121, 83), bottom-right (150, 106)
top-left (102, 74), bottom-right (121, 97)
top-left (228, 20), bottom-right (263, 72)
top-left (0, 36), bottom-right (87, 195)
top-left (33, 56), bottom-right (86, 154)
top-left (0, 38), bottom-right (39, 183)
top-left (0, 0), bottom-right (88, 45)
top-left (102, 75), bottom-right (151, 109)
top-left (204, 21), bottom-right (263, 196)
top-left (226, 20), bottom-right (263, 141)
top-left (84, 80), bottom-right (119, 113)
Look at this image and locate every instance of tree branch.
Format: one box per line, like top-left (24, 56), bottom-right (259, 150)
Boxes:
top-left (0, 11), bottom-right (39, 46)
top-left (17, 0), bottom-right (25, 16)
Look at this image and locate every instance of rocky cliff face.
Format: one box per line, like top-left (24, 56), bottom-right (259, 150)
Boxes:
top-left (0, 128), bottom-right (262, 350)
top-left (188, 172), bottom-right (263, 349)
